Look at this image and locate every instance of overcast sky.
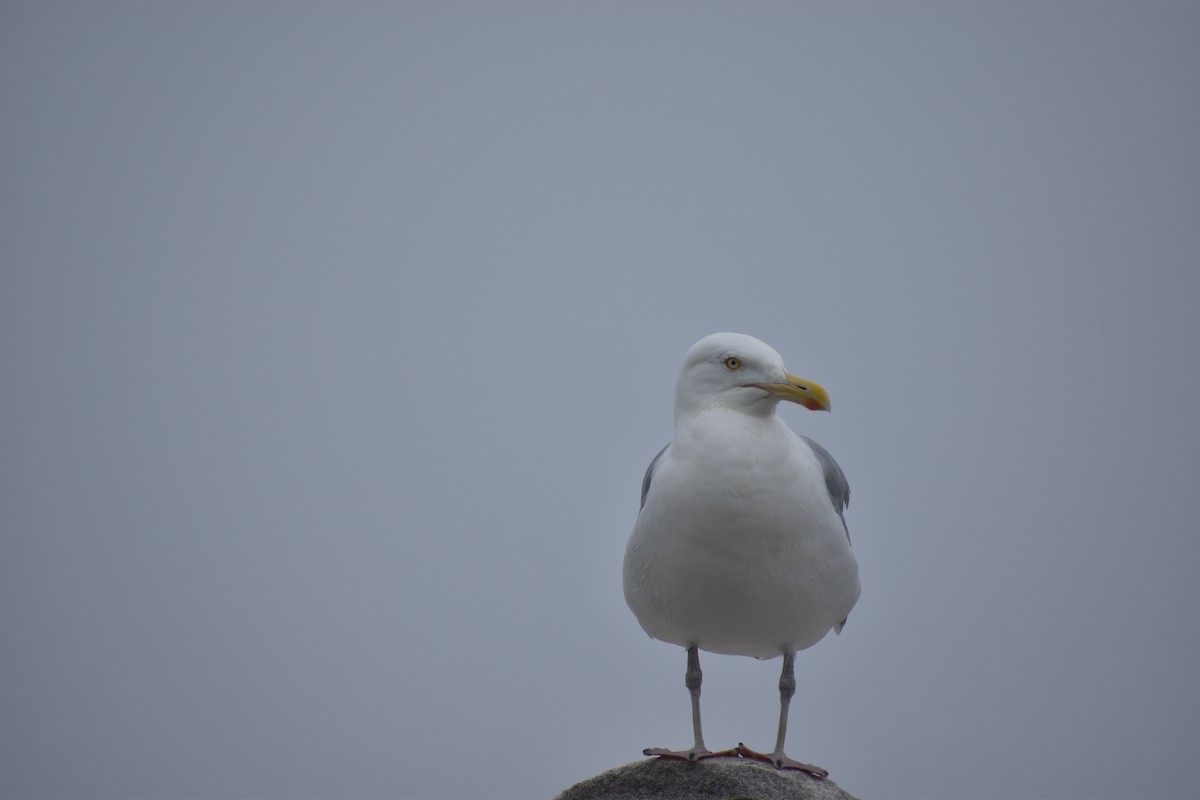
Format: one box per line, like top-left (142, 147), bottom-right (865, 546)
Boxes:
top-left (2, 3), bottom-right (1198, 799)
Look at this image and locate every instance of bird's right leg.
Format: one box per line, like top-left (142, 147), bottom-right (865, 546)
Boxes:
top-left (644, 645), bottom-right (739, 762)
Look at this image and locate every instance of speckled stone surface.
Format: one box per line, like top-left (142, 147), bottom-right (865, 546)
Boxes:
top-left (554, 756), bottom-right (860, 800)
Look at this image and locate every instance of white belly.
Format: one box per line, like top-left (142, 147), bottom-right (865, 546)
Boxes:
top-left (623, 417), bottom-right (860, 658)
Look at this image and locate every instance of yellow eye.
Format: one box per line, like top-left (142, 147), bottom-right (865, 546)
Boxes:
top-left (723, 356), bottom-right (742, 371)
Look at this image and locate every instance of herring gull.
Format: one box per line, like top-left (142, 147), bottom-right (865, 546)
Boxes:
top-left (622, 332), bottom-right (860, 779)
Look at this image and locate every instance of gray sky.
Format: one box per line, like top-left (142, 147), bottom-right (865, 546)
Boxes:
top-left (2, 3), bottom-right (1198, 799)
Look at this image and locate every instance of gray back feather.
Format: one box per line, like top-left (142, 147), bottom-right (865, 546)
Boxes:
top-left (640, 444), bottom-right (669, 509)
top-left (801, 435), bottom-right (852, 545)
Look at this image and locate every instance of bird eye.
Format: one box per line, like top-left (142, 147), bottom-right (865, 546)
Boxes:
top-left (723, 356), bottom-right (742, 371)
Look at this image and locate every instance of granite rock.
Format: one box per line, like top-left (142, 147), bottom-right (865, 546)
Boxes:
top-left (555, 756), bottom-right (860, 800)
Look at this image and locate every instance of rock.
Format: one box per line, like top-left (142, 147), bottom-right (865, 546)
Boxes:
top-left (554, 756), bottom-right (860, 800)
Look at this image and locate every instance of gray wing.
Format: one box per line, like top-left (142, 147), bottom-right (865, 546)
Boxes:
top-left (639, 444), bottom-right (670, 510)
top-left (801, 435), bottom-right (851, 545)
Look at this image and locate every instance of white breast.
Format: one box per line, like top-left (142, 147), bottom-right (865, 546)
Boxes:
top-left (623, 410), bottom-right (860, 658)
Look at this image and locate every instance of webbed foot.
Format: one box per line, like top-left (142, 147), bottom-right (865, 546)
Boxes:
top-left (736, 742), bottom-right (828, 778)
top-left (643, 745), bottom-right (741, 762)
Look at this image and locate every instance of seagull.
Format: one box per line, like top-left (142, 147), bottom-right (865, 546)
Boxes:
top-left (623, 332), bottom-right (860, 779)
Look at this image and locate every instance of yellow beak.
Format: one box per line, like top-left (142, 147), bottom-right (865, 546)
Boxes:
top-left (755, 372), bottom-right (831, 412)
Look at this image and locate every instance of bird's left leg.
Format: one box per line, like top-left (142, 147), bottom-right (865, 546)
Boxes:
top-left (737, 652), bottom-right (828, 778)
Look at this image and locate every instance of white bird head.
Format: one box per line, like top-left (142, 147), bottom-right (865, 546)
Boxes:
top-left (674, 332), bottom-right (830, 418)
